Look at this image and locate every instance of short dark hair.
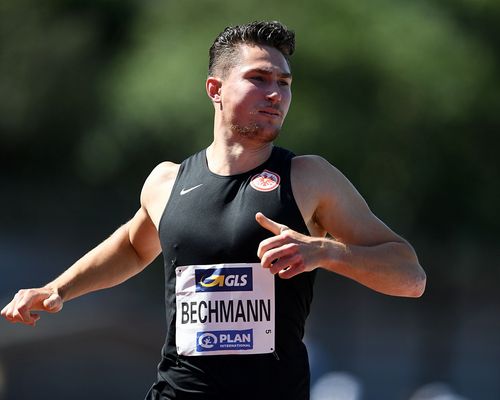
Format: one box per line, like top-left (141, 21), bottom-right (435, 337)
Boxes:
top-left (208, 21), bottom-right (295, 77)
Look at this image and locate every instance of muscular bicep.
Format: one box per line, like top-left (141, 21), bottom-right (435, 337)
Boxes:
top-left (127, 207), bottom-right (162, 266)
top-left (126, 161), bottom-right (179, 265)
top-left (319, 169), bottom-right (404, 246)
top-left (294, 156), bottom-right (405, 246)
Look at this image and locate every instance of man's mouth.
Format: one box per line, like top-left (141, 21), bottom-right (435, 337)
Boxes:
top-left (259, 109), bottom-right (281, 117)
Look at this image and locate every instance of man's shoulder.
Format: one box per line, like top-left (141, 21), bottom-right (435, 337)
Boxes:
top-left (291, 154), bottom-right (339, 176)
top-left (291, 154), bottom-right (349, 196)
top-left (140, 161), bottom-right (180, 205)
top-left (145, 147), bottom-right (206, 187)
top-left (150, 161), bottom-right (181, 178)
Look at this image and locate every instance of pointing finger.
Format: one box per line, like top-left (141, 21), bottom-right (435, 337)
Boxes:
top-left (255, 212), bottom-right (288, 236)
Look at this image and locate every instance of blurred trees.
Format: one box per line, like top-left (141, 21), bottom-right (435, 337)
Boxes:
top-left (1, 0), bottom-right (499, 282)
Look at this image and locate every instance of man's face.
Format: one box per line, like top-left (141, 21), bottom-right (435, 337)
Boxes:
top-left (218, 44), bottom-right (292, 142)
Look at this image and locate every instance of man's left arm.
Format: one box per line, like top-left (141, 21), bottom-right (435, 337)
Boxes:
top-left (256, 155), bottom-right (426, 298)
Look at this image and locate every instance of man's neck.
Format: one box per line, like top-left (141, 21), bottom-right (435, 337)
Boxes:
top-left (206, 138), bottom-right (273, 176)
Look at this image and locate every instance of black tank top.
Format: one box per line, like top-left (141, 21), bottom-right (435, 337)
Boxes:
top-left (156, 146), bottom-right (316, 400)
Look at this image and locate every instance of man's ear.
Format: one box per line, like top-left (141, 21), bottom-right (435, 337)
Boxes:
top-left (206, 77), bottom-right (222, 106)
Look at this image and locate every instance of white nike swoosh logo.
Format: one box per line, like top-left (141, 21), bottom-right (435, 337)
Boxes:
top-left (180, 184), bottom-right (204, 195)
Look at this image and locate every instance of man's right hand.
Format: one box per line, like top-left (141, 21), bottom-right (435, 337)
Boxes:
top-left (1, 287), bottom-right (63, 326)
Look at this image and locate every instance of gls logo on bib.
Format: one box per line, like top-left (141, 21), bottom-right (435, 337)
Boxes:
top-left (195, 267), bottom-right (253, 292)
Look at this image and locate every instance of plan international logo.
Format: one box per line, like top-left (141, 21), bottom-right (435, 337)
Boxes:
top-left (196, 329), bottom-right (254, 352)
top-left (195, 267), bottom-right (253, 292)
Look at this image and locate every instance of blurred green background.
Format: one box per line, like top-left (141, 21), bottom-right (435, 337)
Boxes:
top-left (1, 0), bottom-right (499, 399)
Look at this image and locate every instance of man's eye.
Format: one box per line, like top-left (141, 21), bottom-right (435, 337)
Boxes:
top-left (251, 76), bottom-right (264, 82)
top-left (279, 80), bottom-right (290, 86)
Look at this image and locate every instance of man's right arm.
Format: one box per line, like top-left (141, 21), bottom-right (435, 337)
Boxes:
top-left (1, 161), bottom-right (179, 326)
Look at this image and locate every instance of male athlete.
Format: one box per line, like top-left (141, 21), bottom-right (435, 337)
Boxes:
top-left (2, 21), bottom-right (426, 399)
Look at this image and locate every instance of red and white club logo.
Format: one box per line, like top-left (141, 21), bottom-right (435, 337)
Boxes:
top-left (250, 170), bottom-right (281, 192)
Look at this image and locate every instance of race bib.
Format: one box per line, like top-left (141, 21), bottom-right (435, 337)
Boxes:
top-left (175, 263), bottom-right (275, 356)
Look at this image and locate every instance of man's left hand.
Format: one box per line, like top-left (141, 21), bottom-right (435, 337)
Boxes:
top-left (255, 212), bottom-right (326, 279)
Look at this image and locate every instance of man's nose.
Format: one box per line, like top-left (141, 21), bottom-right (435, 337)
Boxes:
top-left (266, 88), bottom-right (282, 104)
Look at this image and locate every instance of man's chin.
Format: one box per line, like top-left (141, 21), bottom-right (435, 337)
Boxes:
top-left (231, 124), bottom-right (281, 142)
